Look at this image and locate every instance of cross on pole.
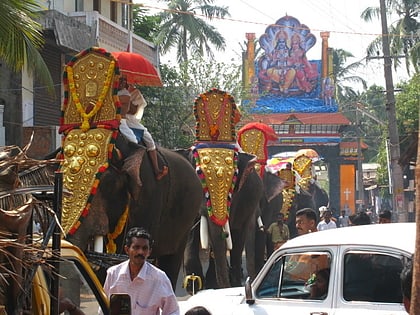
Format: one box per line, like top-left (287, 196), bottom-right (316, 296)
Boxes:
top-left (344, 188), bottom-right (352, 201)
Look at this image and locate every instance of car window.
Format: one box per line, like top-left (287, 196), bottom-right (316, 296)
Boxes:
top-left (256, 252), bottom-right (331, 300)
top-left (343, 252), bottom-right (404, 303)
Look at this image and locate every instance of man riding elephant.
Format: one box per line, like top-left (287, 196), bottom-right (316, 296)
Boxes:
top-left (117, 76), bottom-right (168, 181)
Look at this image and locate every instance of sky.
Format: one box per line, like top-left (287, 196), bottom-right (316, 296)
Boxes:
top-left (135, 0), bottom-right (410, 87)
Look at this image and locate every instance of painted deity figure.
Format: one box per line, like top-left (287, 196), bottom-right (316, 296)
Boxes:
top-left (265, 30), bottom-right (296, 94)
top-left (287, 33), bottom-right (316, 93)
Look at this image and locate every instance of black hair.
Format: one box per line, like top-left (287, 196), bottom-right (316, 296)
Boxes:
top-left (118, 76), bottom-right (128, 89)
top-left (400, 256), bottom-right (413, 300)
top-left (125, 227), bottom-right (153, 247)
top-left (379, 210), bottom-right (392, 220)
top-left (185, 306), bottom-right (212, 315)
top-left (296, 208), bottom-right (317, 222)
top-left (349, 211), bottom-right (371, 225)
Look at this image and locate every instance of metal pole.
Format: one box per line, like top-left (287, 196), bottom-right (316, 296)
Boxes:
top-left (51, 171), bottom-right (63, 315)
top-left (379, 0), bottom-right (406, 221)
top-left (356, 106), bottom-right (364, 209)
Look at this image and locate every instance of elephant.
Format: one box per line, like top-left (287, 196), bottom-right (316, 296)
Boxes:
top-left (180, 149), bottom-right (264, 289)
top-left (244, 170), bottom-right (285, 280)
top-left (64, 136), bottom-right (204, 289)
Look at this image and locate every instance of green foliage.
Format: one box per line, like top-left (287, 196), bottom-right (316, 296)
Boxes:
top-left (154, 0), bottom-right (230, 62)
top-left (395, 74), bottom-right (420, 152)
top-left (361, 0), bottom-right (420, 74)
top-left (359, 75), bottom-right (419, 193)
top-left (0, 0), bottom-right (53, 92)
top-left (332, 48), bottom-right (367, 105)
top-left (132, 5), bottom-right (161, 42)
top-left (139, 57), bottom-right (243, 149)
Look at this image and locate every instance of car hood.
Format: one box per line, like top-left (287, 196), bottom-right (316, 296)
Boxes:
top-left (179, 287), bottom-right (245, 314)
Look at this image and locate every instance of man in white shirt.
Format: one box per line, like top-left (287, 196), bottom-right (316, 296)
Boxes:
top-left (102, 227), bottom-right (179, 315)
top-left (317, 210), bottom-right (337, 231)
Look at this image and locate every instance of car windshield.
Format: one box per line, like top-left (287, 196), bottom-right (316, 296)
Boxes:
top-left (256, 251), bottom-right (331, 300)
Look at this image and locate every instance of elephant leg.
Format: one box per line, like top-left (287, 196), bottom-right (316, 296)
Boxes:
top-left (184, 221), bottom-right (205, 289)
top-left (254, 228), bottom-right (267, 275)
top-left (205, 253), bottom-right (219, 289)
top-left (156, 253), bottom-right (183, 290)
top-left (208, 225), bottom-right (230, 288)
top-left (244, 228), bottom-right (256, 280)
top-left (229, 228), bottom-right (247, 287)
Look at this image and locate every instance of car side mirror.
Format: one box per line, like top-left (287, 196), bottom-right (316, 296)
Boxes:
top-left (245, 276), bottom-right (255, 305)
top-left (110, 293), bottom-right (131, 315)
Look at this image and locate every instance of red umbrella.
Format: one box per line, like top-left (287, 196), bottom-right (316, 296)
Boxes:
top-left (111, 51), bottom-right (162, 86)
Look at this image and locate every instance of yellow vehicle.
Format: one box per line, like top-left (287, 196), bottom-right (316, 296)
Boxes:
top-left (0, 184), bottom-right (129, 315)
top-left (31, 239), bottom-right (110, 315)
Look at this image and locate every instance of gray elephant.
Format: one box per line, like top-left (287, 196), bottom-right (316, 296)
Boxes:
top-left (245, 170), bottom-right (285, 280)
top-left (63, 136), bottom-right (203, 289)
top-left (180, 149), bottom-right (264, 290)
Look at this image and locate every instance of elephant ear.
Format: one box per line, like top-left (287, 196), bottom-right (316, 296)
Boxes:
top-left (236, 152), bottom-right (258, 192)
top-left (263, 172), bottom-right (287, 202)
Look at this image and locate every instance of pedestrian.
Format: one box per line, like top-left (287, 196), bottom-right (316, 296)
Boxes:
top-left (266, 212), bottom-right (290, 251)
top-left (338, 210), bottom-right (350, 227)
top-left (378, 210), bottom-right (392, 223)
top-left (295, 208), bottom-right (318, 235)
top-left (101, 227), bottom-right (179, 315)
top-left (317, 210), bottom-right (337, 231)
top-left (118, 77), bottom-right (168, 180)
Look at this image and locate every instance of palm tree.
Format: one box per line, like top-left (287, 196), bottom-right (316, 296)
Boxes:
top-left (331, 48), bottom-right (367, 105)
top-left (155, 0), bottom-right (230, 62)
top-left (361, 0), bottom-right (420, 73)
top-left (0, 0), bottom-right (53, 91)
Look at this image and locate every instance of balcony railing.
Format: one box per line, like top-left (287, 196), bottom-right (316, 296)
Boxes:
top-left (68, 11), bottom-right (159, 68)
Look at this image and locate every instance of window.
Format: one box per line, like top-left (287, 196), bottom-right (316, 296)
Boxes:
top-left (110, 1), bottom-right (117, 22)
top-left (343, 252), bottom-right (404, 303)
top-left (93, 0), bottom-right (101, 12)
top-left (42, 259), bottom-right (105, 314)
top-left (75, 0), bottom-right (84, 11)
top-left (256, 252), bottom-right (331, 300)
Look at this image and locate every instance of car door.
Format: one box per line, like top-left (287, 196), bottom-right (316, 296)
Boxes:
top-left (247, 247), bottom-right (336, 315)
top-left (334, 246), bottom-right (410, 315)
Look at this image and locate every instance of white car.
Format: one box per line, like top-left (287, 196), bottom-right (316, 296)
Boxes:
top-left (179, 223), bottom-right (414, 315)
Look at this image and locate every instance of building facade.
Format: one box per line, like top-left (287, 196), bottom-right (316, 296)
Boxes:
top-left (0, 0), bottom-right (158, 158)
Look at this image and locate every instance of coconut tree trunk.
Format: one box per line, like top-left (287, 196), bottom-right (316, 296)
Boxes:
top-left (412, 115), bottom-right (420, 314)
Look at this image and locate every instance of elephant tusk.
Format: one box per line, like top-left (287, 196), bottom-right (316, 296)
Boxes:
top-left (224, 221), bottom-right (233, 250)
top-left (257, 216), bottom-right (264, 231)
top-left (200, 215), bottom-right (209, 249)
top-left (94, 235), bottom-right (104, 252)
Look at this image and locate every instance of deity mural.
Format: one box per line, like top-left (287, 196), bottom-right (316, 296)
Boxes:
top-left (257, 16), bottom-right (319, 97)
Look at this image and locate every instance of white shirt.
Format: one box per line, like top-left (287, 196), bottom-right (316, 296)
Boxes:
top-left (317, 220), bottom-right (337, 231)
top-left (101, 260), bottom-right (179, 315)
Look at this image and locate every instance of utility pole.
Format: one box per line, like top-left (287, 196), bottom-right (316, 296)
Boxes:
top-left (356, 105), bottom-right (364, 209)
top-left (379, 0), bottom-right (406, 221)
